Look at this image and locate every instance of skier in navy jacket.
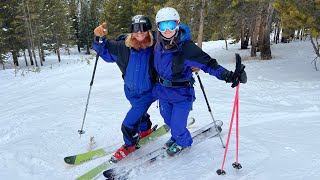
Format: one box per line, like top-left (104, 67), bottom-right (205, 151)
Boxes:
top-left (93, 15), bottom-right (157, 162)
top-left (153, 8), bottom-right (247, 156)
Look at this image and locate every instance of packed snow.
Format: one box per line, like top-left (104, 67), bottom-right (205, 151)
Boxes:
top-left (0, 39), bottom-right (319, 180)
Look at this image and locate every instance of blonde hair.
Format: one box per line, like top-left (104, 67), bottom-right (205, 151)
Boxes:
top-left (125, 31), bottom-right (154, 49)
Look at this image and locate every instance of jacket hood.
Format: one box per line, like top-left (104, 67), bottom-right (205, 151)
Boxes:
top-left (178, 24), bottom-right (191, 43)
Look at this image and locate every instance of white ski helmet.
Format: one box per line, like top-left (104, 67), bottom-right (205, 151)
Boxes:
top-left (155, 7), bottom-right (180, 24)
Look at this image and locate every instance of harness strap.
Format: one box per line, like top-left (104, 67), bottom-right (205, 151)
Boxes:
top-left (158, 77), bottom-right (194, 87)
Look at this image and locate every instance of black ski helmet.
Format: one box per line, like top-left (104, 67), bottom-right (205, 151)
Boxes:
top-left (129, 15), bottom-right (152, 33)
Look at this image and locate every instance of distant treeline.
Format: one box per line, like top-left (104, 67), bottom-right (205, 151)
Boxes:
top-left (0, 0), bottom-right (319, 69)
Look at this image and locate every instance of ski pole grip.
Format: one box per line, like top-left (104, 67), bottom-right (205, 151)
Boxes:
top-left (98, 37), bottom-right (103, 43)
top-left (231, 54), bottom-right (245, 88)
top-left (235, 53), bottom-right (245, 73)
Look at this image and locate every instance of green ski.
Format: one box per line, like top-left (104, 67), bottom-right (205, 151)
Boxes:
top-left (65, 124), bottom-right (169, 165)
top-left (74, 118), bottom-right (196, 180)
top-left (74, 124), bottom-right (170, 180)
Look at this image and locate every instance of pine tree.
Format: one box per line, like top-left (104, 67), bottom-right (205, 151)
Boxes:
top-left (22, 0), bottom-right (44, 67)
top-left (79, 0), bottom-right (92, 54)
top-left (42, 0), bottom-right (71, 62)
top-left (205, 0), bottom-right (233, 47)
top-left (0, 23), bottom-right (9, 69)
top-left (88, 0), bottom-right (101, 48)
top-left (259, 1), bottom-right (274, 60)
top-left (206, 0), bottom-right (231, 42)
top-left (274, 0), bottom-right (320, 67)
top-left (0, 0), bottom-right (26, 66)
top-left (0, 5), bottom-right (9, 69)
top-left (67, 0), bottom-right (81, 52)
top-left (102, 0), bottom-right (134, 38)
top-left (164, 0), bottom-right (233, 45)
top-left (133, 0), bottom-right (169, 29)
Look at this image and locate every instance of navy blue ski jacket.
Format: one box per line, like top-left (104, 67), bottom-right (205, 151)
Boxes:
top-left (93, 38), bottom-right (157, 107)
top-left (153, 24), bottom-right (229, 102)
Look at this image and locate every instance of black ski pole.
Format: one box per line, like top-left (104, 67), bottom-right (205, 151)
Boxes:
top-left (195, 72), bottom-right (226, 148)
top-left (78, 37), bottom-right (103, 137)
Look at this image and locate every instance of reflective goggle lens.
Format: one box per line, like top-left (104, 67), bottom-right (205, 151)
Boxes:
top-left (158, 20), bottom-right (177, 32)
top-left (132, 23), bottom-right (148, 33)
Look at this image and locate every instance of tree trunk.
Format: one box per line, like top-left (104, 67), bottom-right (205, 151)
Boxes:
top-left (281, 29), bottom-right (290, 43)
top-left (86, 40), bottom-right (90, 54)
top-left (297, 29), bottom-right (301, 41)
top-left (23, 49), bottom-right (28, 66)
top-left (0, 54), bottom-right (4, 69)
top-left (38, 36), bottom-right (45, 62)
top-left (221, 27), bottom-right (228, 50)
top-left (260, 2), bottom-right (274, 60)
top-left (38, 43), bottom-right (43, 66)
top-left (1, 61), bottom-right (4, 70)
top-left (273, 24), bottom-right (277, 43)
top-left (275, 26), bottom-right (280, 44)
top-left (27, 47), bottom-right (34, 65)
top-left (251, 14), bottom-right (261, 57)
top-left (31, 47), bottom-right (38, 67)
top-left (56, 35), bottom-right (61, 62)
top-left (300, 28), bottom-right (304, 41)
top-left (310, 36), bottom-right (320, 71)
top-left (12, 50), bottom-right (19, 66)
top-left (240, 19), bottom-right (247, 49)
top-left (86, 7), bottom-right (90, 56)
top-left (273, 21), bottom-right (280, 44)
top-left (244, 27), bottom-right (250, 47)
top-left (197, 0), bottom-right (206, 49)
top-left (57, 47), bottom-right (61, 62)
top-left (66, 44), bottom-right (70, 55)
top-left (41, 43), bottom-right (45, 62)
top-left (23, 0), bottom-right (38, 67)
top-left (35, 29), bottom-right (43, 66)
top-left (310, 36), bottom-right (320, 58)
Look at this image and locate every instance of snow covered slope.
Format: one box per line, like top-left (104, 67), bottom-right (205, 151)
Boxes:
top-left (0, 40), bottom-right (319, 180)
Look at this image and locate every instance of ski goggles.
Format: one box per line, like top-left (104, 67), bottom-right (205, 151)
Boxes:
top-left (131, 23), bottom-right (149, 33)
top-left (157, 20), bottom-right (178, 32)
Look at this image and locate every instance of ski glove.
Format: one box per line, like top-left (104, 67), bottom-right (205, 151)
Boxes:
top-left (94, 22), bottom-right (108, 37)
top-left (225, 70), bottom-right (247, 88)
top-left (224, 53), bottom-right (247, 88)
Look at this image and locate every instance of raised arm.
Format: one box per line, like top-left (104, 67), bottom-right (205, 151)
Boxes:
top-left (182, 41), bottom-right (229, 80)
top-left (183, 41), bottom-right (247, 86)
top-left (93, 23), bottom-right (124, 62)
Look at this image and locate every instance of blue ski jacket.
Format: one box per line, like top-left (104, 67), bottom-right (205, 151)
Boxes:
top-left (153, 24), bottom-right (229, 102)
top-left (93, 37), bottom-right (157, 107)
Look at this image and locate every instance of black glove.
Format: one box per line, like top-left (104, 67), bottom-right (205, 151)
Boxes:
top-left (225, 70), bottom-right (247, 88)
top-left (222, 53), bottom-right (247, 88)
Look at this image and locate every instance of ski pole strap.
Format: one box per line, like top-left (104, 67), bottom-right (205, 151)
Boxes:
top-left (158, 77), bottom-right (195, 87)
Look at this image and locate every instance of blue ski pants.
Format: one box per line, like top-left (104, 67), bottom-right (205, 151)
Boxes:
top-left (121, 86), bottom-right (157, 146)
top-left (159, 99), bottom-right (193, 147)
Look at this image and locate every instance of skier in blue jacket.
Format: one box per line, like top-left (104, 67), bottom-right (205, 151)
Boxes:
top-left (93, 15), bottom-right (157, 162)
top-left (153, 7), bottom-right (247, 156)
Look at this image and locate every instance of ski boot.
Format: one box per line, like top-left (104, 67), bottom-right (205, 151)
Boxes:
top-left (139, 124), bottom-right (159, 139)
top-left (165, 138), bottom-right (175, 148)
top-left (138, 128), bottom-right (153, 138)
top-left (109, 144), bottom-right (136, 163)
top-left (166, 142), bottom-right (188, 156)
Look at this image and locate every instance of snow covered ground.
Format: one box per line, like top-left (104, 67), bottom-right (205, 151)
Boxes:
top-left (1, 40), bottom-right (320, 180)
